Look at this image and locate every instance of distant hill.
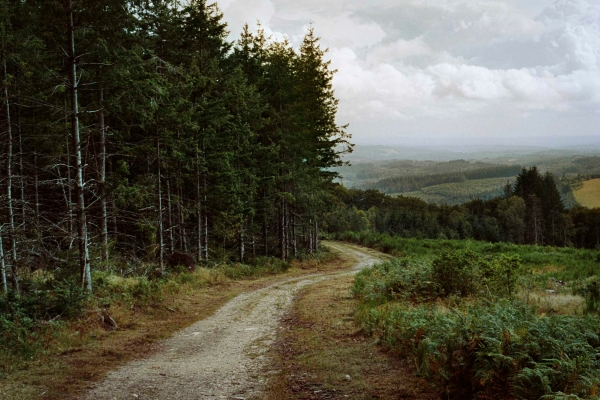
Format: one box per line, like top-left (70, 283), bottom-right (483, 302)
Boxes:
top-left (342, 144), bottom-right (600, 163)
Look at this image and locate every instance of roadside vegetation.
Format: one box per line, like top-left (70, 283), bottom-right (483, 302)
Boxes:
top-left (343, 234), bottom-right (600, 399)
top-left (0, 249), bottom-right (340, 398)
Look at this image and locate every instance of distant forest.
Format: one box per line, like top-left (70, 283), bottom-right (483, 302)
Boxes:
top-left (325, 167), bottom-right (600, 250)
top-left (334, 155), bottom-right (600, 206)
top-left (0, 0), bottom-right (351, 292)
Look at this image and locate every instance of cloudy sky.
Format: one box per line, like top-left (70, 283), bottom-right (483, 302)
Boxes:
top-left (218, 0), bottom-right (600, 147)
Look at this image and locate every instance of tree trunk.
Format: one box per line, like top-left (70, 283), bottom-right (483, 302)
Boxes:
top-left (157, 139), bottom-right (164, 274)
top-left (167, 176), bottom-right (174, 254)
top-left (239, 220), bottom-right (245, 262)
top-left (314, 219), bottom-right (319, 251)
top-left (179, 185), bottom-right (188, 253)
top-left (67, 1), bottom-right (91, 291)
top-left (98, 86), bottom-right (109, 262)
top-left (203, 172), bottom-right (208, 260)
top-left (195, 138), bottom-right (202, 262)
top-left (291, 211), bottom-right (297, 258)
top-left (17, 113), bottom-right (25, 227)
top-left (4, 55), bottom-right (19, 293)
top-left (0, 227), bottom-right (7, 293)
top-left (263, 212), bottom-right (268, 257)
top-left (34, 149), bottom-right (40, 226)
top-left (279, 198), bottom-right (286, 260)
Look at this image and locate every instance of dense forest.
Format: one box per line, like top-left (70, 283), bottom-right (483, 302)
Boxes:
top-left (325, 167), bottom-right (600, 249)
top-left (0, 0), bottom-right (351, 293)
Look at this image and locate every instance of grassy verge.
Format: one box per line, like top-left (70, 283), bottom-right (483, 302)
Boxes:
top-left (266, 263), bottom-right (436, 399)
top-left (0, 250), bottom-right (344, 400)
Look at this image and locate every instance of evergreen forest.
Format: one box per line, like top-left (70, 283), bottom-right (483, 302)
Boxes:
top-left (0, 0), bottom-right (351, 294)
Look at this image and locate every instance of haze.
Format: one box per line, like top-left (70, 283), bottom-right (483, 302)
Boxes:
top-left (219, 0), bottom-right (600, 147)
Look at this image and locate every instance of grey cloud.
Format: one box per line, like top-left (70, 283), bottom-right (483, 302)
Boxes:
top-left (219, 0), bottom-right (600, 145)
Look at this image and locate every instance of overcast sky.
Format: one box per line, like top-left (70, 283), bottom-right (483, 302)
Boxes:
top-left (218, 0), bottom-right (600, 147)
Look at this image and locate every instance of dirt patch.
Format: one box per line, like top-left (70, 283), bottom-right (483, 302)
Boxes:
top-left (266, 275), bottom-right (437, 400)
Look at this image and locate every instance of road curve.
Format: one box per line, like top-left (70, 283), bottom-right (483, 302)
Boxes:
top-left (83, 242), bottom-right (381, 400)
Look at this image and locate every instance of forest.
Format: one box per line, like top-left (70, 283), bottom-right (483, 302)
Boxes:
top-left (0, 0), bottom-right (351, 294)
top-left (325, 167), bottom-right (600, 249)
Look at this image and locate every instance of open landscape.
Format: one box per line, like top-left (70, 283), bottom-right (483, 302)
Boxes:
top-left (1, 0), bottom-right (600, 399)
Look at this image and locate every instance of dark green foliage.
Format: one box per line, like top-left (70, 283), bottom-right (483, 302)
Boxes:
top-left (432, 251), bottom-right (485, 297)
top-left (325, 173), bottom-right (600, 249)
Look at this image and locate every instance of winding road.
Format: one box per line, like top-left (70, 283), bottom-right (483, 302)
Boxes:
top-left (83, 242), bottom-right (382, 400)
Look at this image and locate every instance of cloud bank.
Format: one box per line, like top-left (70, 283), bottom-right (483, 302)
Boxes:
top-left (219, 0), bottom-right (600, 146)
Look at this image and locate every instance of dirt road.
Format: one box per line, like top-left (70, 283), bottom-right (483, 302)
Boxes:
top-left (83, 242), bottom-right (382, 400)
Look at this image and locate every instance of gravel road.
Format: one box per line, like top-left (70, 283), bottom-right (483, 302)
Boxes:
top-left (82, 242), bottom-right (381, 400)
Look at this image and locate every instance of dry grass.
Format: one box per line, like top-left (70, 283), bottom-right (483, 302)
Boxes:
top-left (524, 290), bottom-right (585, 315)
top-left (574, 178), bottom-right (600, 208)
top-left (0, 252), bottom-right (351, 400)
top-left (266, 274), bottom-right (436, 400)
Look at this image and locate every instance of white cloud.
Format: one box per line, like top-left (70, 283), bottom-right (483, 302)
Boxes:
top-left (220, 0), bottom-right (600, 144)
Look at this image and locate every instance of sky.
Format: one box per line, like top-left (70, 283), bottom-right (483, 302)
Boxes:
top-left (217, 0), bottom-right (600, 147)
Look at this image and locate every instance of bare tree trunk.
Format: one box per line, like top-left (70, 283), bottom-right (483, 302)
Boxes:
top-left (4, 56), bottom-right (19, 293)
top-left (98, 86), bottom-right (109, 262)
top-left (67, 1), bottom-right (91, 291)
top-left (279, 198), bottom-right (286, 260)
top-left (239, 219), bottom-right (245, 262)
top-left (195, 139), bottom-right (202, 262)
top-left (34, 150), bottom-right (40, 225)
top-left (157, 139), bottom-right (164, 274)
top-left (167, 176), bottom-right (174, 254)
top-left (17, 113), bottom-right (25, 227)
top-left (291, 211), bottom-right (297, 258)
top-left (263, 213), bottom-right (268, 257)
top-left (308, 220), bottom-right (313, 254)
top-left (179, 186), bottom-right (188, 253)
top-left (65, 100), bottom-right (73, 247)
top-left (203, 172), bottom-right (208, 261)
top-left (314, 219), bottom-right (319, 251)
top-left (0, 227), bottom-right (7, 293)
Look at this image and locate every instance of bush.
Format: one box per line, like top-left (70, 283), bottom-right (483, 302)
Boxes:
top-left (358, 299), bottom-right (600, 399)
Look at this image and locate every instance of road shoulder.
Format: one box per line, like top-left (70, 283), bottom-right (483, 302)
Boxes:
top-left (266, 271), bottom-right (437, 399)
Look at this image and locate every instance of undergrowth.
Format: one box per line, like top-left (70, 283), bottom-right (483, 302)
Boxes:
top-left (351, 238), bottom-right (600, 399)
top-left (0, 250), bottom-right (331, 377)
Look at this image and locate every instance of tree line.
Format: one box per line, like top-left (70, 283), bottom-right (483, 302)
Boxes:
top-left (326, 167), bottom-right (600, 249)
top-left (0, 0), bottom-right (351, 293)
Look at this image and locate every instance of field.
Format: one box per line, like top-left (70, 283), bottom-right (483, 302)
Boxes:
top-left (574, 178), bottom-right (600, 208)
top-left (398, 177), bottom-right (513, 205)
